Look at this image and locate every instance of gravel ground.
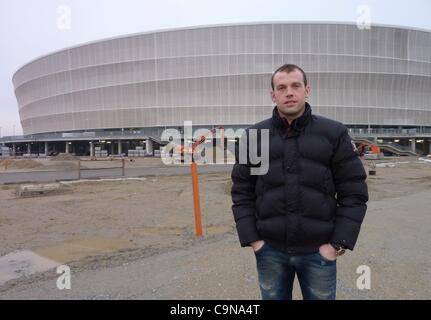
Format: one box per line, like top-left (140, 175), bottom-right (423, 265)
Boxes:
top-left (0, 159), bottom-right (430, 299)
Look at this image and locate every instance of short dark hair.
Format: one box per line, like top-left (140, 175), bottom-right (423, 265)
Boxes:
top-left (271, 64), bottom-right (308, 90)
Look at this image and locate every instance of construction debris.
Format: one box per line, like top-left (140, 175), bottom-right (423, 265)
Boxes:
top-left (16, 183), bottom-right (71, 198)
top-left (418, 155), bottom-right (431, 163)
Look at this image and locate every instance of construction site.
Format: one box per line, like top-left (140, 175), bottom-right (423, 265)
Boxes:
top-left (1, 21), bottom-right (431, 299)
top-left (0, 151), bottom-right (430, 299)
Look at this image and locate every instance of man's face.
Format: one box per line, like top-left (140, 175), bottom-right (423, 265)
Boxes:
top-left (271, 69), bottom-right (311, 121)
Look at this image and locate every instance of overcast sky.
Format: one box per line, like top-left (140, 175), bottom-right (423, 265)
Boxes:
top-left (1, 0), bottom-right (430, 136)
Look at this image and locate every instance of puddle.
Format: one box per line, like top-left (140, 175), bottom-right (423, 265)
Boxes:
top-left (0, 250), bottom-right (60, 286)
top-left (33, 237), bottom-right (136, 263)
top-left (0, 237), bottom-right (135, 286)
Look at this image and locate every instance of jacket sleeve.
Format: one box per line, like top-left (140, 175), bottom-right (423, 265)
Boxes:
top-left (329, 126), bottom-right (369, 250)
top-left (231, 132), bottom-right (260, 247)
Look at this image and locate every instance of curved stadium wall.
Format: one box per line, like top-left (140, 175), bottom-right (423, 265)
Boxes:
top-left (13, 22), bottom-right (431, 135)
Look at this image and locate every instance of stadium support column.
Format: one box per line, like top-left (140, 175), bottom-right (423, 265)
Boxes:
top-left (44, 142), bottom-right (48, 156)
top-left (118, 140), bottom-right (122, 155)
top-left (65, 141), bottom-right (70, 154)
top-left (146, 139), bottom-right (153, 155)
top-left (89, 141), bottom-right (94, 157)
top-left (12, 144), bottom-right (16, 156)
top-left (27, 143), bottom-right (31, 155)
top-left (410, 139), bottom-right (416, 153)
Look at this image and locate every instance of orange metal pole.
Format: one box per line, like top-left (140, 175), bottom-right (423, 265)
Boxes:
top-left (191, 161), bottom-right (203, 236)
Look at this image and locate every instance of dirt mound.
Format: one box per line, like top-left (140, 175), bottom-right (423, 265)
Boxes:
top-left (50, 153), bottom-right (78, 161)
top-left (44, 162), bottom-right (78, 170)
top-left (0, 159), bottom-right (43, 169)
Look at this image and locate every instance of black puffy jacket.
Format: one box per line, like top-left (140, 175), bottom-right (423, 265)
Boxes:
top-left (231, 103), bottom-right (368, 254)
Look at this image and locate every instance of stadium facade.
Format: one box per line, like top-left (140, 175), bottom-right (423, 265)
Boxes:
top-left (3, 22), bottom-right (431, 156)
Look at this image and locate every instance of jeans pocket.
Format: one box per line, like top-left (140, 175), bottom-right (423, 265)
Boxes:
top-left (254, 242), bottom-right (268, 255)
top-left (317, 252), bottom-right (337, 263)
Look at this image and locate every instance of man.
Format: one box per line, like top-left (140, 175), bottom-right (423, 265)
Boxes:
top-left (231, 64), bottom-right (368, 300)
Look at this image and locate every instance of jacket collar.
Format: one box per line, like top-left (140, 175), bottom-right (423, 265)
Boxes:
top-left (271, 102), bottom-right (312, 132)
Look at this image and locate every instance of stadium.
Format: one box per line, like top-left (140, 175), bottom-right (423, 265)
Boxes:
top-left (2, 22), bottom-right (431, 156)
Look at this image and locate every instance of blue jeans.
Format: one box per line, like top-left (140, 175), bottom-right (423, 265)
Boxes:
top-left (255, 242), bottom-right (337, 300)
